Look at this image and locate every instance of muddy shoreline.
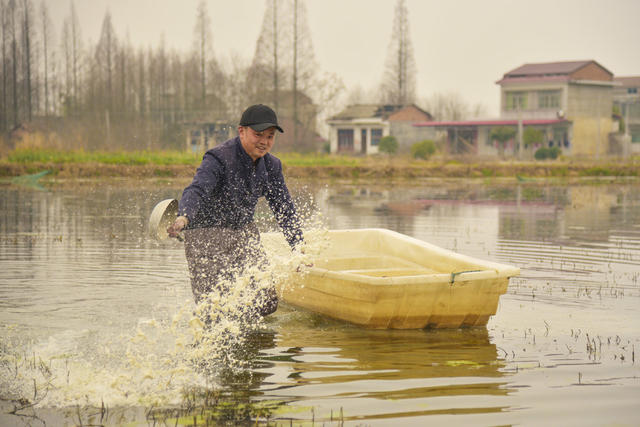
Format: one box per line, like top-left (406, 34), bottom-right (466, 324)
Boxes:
top-left (1, 160), bottom-right (638, 180)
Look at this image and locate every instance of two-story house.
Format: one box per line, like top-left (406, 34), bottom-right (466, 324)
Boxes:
top-left (498, 60), bottom-right (615, 157)
top-left (415, 60), bottom-right (616, 158)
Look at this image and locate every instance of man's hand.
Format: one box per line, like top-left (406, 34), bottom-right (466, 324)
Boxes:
top-left (295, 262), bottom-right (314, 273)
top-left (167, 216), bottom-right (188, 239)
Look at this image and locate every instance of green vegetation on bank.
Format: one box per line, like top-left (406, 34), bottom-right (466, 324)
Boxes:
top-left (5, 147), bottom-right (365, 168)
top-left (7, 148), bottom-right (202, 165)
top-left (277, 152), bottom-right (362, 167)
top-left (1, 147), bottom-right (639, 179)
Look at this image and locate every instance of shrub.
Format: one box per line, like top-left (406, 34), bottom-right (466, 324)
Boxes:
top-left (534, 147), bottom-right (548, 160)
top-left (378, 136), bottom-right (398, 155)
top-left (411, 140), bottom-right (436, 159)
top-left (534, 146), bottom-right (561, 160)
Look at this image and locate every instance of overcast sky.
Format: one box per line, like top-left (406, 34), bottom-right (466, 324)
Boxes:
top-left (50, 0), bottom-right (640, 116)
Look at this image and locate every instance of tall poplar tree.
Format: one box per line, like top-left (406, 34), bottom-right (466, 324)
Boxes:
top-left (40, 0), bottom-right (53, 116)
top-left (248, 0), bottom-right (289, 109)
top-left (95, 10), bottom-right (117, 112)
top-left (9, 0), bottom-right (18, 127)
top-left (69, 0), bottom-right (81, 111)
top-left (1, 0), bottom-right (8, 130)
top-left (21, 0), bottom-right (34, 120)
top-left (380, 0), bottom-right (416, 105)
top-left (193, 0), bottom-right (211, 110)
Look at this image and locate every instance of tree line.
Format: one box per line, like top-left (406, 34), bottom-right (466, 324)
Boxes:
top-left (0, 0), bottom-right (481, 153)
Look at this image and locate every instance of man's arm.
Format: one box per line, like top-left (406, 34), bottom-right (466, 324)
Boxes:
top-left (167, 153), bottom-right (222, 235)
top-left (265, 159), bottom-right (303, 248)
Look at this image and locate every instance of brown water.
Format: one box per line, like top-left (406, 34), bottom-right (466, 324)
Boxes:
top-left (1, 178), bottom-right (639, 426)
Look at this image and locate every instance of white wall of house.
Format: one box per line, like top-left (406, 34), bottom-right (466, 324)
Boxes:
top-left (328, 119), bottom-right (389, 154)
top-left (500, 84), bottom-right (568, 120)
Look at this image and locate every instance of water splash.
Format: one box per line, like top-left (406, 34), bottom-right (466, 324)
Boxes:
top-left (0, 222), bottom-right (328, 416)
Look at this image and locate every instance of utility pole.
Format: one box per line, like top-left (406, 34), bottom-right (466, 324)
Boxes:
top-left (517, 104), bottom-right (523, 160)
top-left (623, 96), bottom-right (632, 158)
top-left (596, 90), bottom-right (601, 160)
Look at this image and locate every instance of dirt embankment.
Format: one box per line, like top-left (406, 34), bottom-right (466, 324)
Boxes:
top-left (1, 160), bottom-right (638, 180)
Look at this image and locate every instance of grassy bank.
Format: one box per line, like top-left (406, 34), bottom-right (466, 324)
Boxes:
top-left (1, 148), bottom-right (639, 180)
top-left (6, 147), bottom-right (202, 165)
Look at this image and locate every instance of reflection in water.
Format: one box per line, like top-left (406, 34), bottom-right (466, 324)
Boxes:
top-left (1, 179), bottom-right (639, 425)
top-left (259, 323), bottom-right (509, 423)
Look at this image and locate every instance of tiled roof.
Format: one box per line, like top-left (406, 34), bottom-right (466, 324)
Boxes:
top-left (329, 104), bottom-right (407, 120)
top-left (614, 76), bottom-right (640, 88)
top-left (504, 60), bottom-right (594, 77)
top-left (497, 60), bottom-right (613, 85)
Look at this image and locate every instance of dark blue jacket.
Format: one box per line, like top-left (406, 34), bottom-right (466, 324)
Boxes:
top-left (178, 137), bottom-right (302, 247)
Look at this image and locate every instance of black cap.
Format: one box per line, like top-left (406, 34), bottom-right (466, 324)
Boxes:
top-left (239, 104), bottom-right (284, 133)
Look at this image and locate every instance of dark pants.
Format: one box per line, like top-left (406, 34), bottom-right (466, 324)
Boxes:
top-left (183, 223), bottom-right (278, 316)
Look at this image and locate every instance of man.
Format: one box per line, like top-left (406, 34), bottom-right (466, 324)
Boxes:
top-left (167, 104), bottom-right (302, 317)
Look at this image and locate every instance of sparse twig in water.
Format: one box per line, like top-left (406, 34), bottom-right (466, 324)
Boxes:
top-left (544, 321), bottom-right (550, 337)
top-left (497, 347), bottom-right (509, 358)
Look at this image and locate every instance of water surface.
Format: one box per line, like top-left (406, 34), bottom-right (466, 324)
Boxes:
top-left (1, 177), bottom-right (638, 426)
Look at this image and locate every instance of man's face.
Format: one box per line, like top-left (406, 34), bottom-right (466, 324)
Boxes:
top-left (239, 126), bottom-right (276, 161)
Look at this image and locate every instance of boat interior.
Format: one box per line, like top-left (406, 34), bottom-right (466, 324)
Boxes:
top-left (315, 254), bottom-right (439, 278)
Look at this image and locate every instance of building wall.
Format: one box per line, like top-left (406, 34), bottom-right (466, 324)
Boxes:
top-left (476, 127), bottom-right (495, 156)
top-left (390, 122), bottom-right (437, 152)
top-left (566, 83), bottom-right (614, 157)
top-left (499, 80), bottom-right (614, 158)
top-left (500, 83), bottom-right (568, 120)
top-left (613, 79), bottom-right (640, 146)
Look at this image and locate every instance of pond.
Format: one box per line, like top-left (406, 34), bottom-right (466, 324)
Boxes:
top-left (1, 177), bottom-right (639, 426)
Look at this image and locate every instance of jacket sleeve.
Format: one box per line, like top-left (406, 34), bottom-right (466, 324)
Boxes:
top-left (178, 153), bottom-right (223, 221)
top-left (265, 158), bottom-right (303, 248)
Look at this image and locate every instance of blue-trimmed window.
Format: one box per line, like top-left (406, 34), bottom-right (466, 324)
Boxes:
top-left (371, 129), bottom-right (383, 146)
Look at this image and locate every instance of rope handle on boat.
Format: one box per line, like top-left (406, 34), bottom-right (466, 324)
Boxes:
top-left (450, 270), bottom-right (482, 285)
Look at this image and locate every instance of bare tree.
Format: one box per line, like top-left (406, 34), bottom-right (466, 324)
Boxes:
top-left (60, 17), bottom-right (71, 113)
top-left (157, 34), bottom-right (167, 118)
top-left (9, 0), bottom-right (18, 127)
top-left (95, 10), bottom-right (117, 112)
top-left (136, 47), bottom-right (145, 117)
top-left (69, 0), bottom-right (81, 112)
top-left (59, 1), bottom-right (81, 115)
top-left (193, 0), bottom-right (212, 109)
top-left (345, 84), bottom-right (377, 105)
top-left (421, 91), bottom-right (487, 121)
top-left (312, 70), bottom-right (345, 144)
top-left (21, 0), bottom-right (34, 120)
top-left (115, 34), bottom-right (134, 115)
top-left (291, 0), bottom-right (317, 144)
top-left (248, 0), bottom-right (290, 109)
top-left (39, 0), bottom-right (53, 115)
top-left (222, 52), bottom-right (249, 121)
top-left (1, 0), bottom-right (8, 130)
top-left (380, 0), bottom-right (416, 105)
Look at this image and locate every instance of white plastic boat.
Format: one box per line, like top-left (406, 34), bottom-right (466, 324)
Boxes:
top-left (262, 228), bottom-right (519, 329)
